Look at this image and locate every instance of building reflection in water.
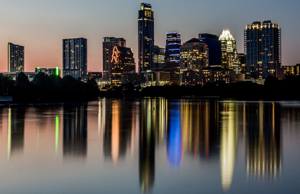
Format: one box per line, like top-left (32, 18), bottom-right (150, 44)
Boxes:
top-left (220, 102), bottom-right (238, 192)
top-left (199, 100), bottom-right (220, 161)
top-left (139, 99), bottom-right (156, 193)
top-left (102, 99), bottom-right (131, 165)
top-left (7, 107), bottom-right (26, 161)
top-left (246, 102), bottom-right (281, 180)
top-left (63, 104), bottom-right (87, 160)
top-left (167, 102), bottom-right (182, 169)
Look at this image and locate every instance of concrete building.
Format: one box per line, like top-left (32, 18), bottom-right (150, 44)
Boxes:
top-left (180, 38), bottom-right (209, 85)
top-left (283, 64), bottom-right (300, 77)
top-left (88, 72), bottom-right (102, 80)
top-left (181, 70), bottom-right (201, 86)
top-left (201, 66), bottom-right (234, 85)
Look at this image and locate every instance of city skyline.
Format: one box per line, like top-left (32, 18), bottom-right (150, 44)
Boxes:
top-left (0, 0), bottom-right (299, 73)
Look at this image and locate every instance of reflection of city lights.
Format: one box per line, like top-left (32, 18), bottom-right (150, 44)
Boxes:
top-left (112, 101), bottom-right (120, 166)
top-left (247, 102), bottom-right (281, 181)
top-left (55, 115), bottom-right (59, 156)
top-left (221, 102), bottom-right (237, 192)
top-left (167, 106), bottom-right (182, 169)
top-left (7, 108), bottom-right (11, 161)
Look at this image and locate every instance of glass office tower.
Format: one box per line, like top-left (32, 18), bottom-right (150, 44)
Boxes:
top-left (103, 37), bottom-right (126, 81)
top-left (138, 3), bottom-right (154, 72)
top-left (164, 32), bottom-right (181, 85)
top-left (8, 41), bottom-right (24, 73)
top-left (63, 38), bottom-right (87, 80)
top-left (245, 21), bottom-right (281, 79)
top-left (111, 46), bottom-right (135, 86)
top-left (154, 46), bottom-right (164, 70)
top-left (199, 33), bottom-right (221, 66)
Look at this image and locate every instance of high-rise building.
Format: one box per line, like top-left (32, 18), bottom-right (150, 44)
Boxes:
top-left (103, 37), bottom-right (126, 81)
top-left (138, 3), bottom-right (154, 72)
top-left (62, 38), bottom-right (87, 80)
top-left (238, 53), bottom-right (247, 74)
top-left (8, 41), bottom-right (24, 73)
top-left (199, 33), bottom-right (222, 66)
top-left (164, 32), bottom-right (181, 85)
top-left (245, 20), bottom-right (282, 79)
top-left (219, 29), bottom-right (239, 72)
top-left (111, 46), bottom-right (135, 86)
top-left (154, 46), bottom-right (164, 70)
top-left (179, 38), bottom-right (209, 85)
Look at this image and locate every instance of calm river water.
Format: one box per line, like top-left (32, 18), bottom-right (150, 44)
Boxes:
top-left (0, 98), bottom-right (300, 194)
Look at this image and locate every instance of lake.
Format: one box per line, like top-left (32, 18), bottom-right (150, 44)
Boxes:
top-left (0, 98), bottom-right (300, 194)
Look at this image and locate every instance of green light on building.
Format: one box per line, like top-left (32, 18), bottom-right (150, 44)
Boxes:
top-left (55, 115), bottom-right (59, 156)
top-left (55, 67), bottom-right (60, 76)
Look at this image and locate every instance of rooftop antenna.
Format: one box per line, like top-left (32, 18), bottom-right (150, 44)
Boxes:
top-left (9, 36), bottom-right (11, 43)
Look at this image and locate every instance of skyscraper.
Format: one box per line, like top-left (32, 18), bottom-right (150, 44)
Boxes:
top-left (103, 37), bottom-right (126, 81)
top-left (111, 46), bottom-right (135, 86)
top-left (8, 41), bottom-right (24, 73)
top-left (198, 33), bottom-right (222, 66)
top-left (164, 32), bottom-right (181, 85)
top-left (63, 38), bottom-right (87, 80)
top-left (219, 29), bottom-right (239, 72)
top-left (180, 38), bottom-right (209, 85)
top-left (245, 20), bottom-right (281, 80)
top-left (138, 3), bottom-right (154, 72)
top-left (154, 46), bottom-right (164, 70)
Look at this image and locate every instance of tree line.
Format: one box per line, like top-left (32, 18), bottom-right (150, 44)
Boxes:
top-left (0, 72), bottom-right (100, 102)
top-left (102, 75), bottom-right (300, 100)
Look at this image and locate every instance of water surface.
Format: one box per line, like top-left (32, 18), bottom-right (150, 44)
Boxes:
top-left (0, 99), bottom-right (300, 193)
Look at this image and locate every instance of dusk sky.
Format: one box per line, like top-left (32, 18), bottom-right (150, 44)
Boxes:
top-left (0, 0), bottom-right (299, 72)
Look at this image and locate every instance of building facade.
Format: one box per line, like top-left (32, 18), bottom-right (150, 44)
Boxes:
top-left (181, 70), bottom-right (201, 86)
top-left (283, 64), bottom-right (300, 77)
top-left (201, 67), bottom-right (233, 85)
top-left (103, 37), bottom-right (126, 81)
top-left (199, 33), bottom-right (222, 66)
top-left (111, 46), bottom-right (135, 86)
top-left (121, 72), bottom-right (145, 86)
top-left (35, 67), bottom-right (61, 77)
top-left (138, 3), bottom-right (154, 72)
top-left (8, 42), bottom-right (24, 73)
top-left (238, 53), bottom-right (247, 74)
top-left (245, 20), bottom-right (282, 80)
top-left (180, 38), bottom-right (209, 85)
top-left (164, 32), bottom-right (181, 85)
top-left (88, 72), bottom-right (102, 80)
top-left (154, 46), bottom-right (164, 70)
top-left (219, 29), bottom-right (239, 72)
top-left (62, 38), bottom-right (87, 80)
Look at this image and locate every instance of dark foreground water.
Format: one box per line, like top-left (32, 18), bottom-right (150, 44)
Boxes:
top-left (0, 99), bottom-right (300, 194)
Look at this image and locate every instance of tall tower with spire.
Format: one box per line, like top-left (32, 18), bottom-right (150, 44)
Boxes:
top-left (219, 29), bottom-right (239, 72)
top-left (138, 3), bottom-right (154, 72)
